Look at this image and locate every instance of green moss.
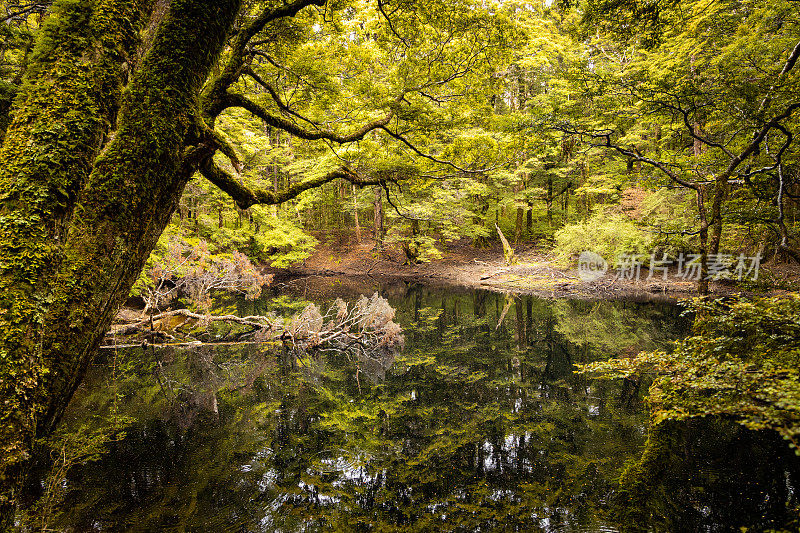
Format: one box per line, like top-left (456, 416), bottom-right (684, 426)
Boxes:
top-left (0, 0), bottom-right (166, 521)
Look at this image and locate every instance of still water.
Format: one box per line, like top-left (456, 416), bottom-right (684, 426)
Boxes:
top-left (31, 279), bottom-right (800, 532)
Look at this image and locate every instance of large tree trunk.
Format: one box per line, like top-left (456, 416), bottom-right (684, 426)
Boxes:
top-left (0, 0), bottom-right (241, 525)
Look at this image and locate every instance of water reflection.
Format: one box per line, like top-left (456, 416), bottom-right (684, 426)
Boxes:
top-left (30, 280), bottom-right (800, 532)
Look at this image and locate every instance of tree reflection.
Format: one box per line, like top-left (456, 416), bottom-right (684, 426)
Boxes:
top-left (23, 286), bottom-right (797, 532)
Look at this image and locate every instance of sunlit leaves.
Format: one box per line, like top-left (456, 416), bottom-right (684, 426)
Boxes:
top-left (579, 295), bottom-right (800, 453)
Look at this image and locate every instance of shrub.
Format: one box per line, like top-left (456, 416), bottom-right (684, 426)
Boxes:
top-left (554, 209), bottom-right (653, 266)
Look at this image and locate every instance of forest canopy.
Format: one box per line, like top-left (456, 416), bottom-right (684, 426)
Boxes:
top-left (123, 0), bottom-right (800, 277)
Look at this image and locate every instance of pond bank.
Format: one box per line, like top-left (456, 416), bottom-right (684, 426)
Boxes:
top-left (270, 238), bottom-right (797, 302)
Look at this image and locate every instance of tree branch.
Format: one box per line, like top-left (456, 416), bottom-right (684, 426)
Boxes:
top-left (553, 124), bottom-right (699, 190)
top-left (120, 309), bottom-right (274, 331)
top-left (199, 158), bottom-right (388, 209)
top-left (656, 98), bottom-right (735, 158)
top-left (377, 0), bottom-right (409, 47)
top-left (726, 102), bottom-right (800, 175)
top-left (243, 66), bottom-right (320, 126)
top-left (380, 126), bottom-right (498, 174)
top-left (200, 0), bottom-right (326, 120)
top-left (739, 126), bottom-right (793, 178)
top-left (756, 40), bottom-right (800, 120)
top-left (222, 92), bottom-right (394, 143)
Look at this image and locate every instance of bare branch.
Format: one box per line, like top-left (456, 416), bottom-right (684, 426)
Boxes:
top-left (0, 1), bottom-right (49, 23)
top-left (380, 126), bottom-right (499, 174)
top-left (377, 0), bottom-right (409, 47)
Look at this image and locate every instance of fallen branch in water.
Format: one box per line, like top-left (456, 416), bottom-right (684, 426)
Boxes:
top-left (126, 309), bottom-right (274, 330)
top-left (108, 293), bottom-right (404, 362)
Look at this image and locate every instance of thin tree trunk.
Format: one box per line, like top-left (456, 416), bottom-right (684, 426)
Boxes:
top-left (353, 184), bottom-right (361, 244)
top-left (515, 207), bottom-right (524, 243)
top-left (709, 173), bottom-right (729, 257)
top-left (514, 298), bottom-right (525, 350)
top-left (526, 202), bottom-right (533, 234)
top-left (774, 164), bottom-right (800, 262)
top-left (272, 129), bottom-right (280, 217)
top-left (696, 185), bottom-right (710, 295)
top-left (373, 185), bottom-right (384, 251)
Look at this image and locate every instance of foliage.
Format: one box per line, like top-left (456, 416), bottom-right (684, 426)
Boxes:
top-left (554, 208), bottom-right (653, 265)
top-left (114, 0), bottom-right (800, 268)
top-left (638, 189), bottom-right (698, 254)
top-left (133, 233), bottom-right (271, 314)
top-left (578, 295), bottom-right (800, 453)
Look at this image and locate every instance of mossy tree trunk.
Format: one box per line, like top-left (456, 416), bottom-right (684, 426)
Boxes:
top-left (0, 0), bottom-right (398, 522)
top-left (0, 0), bottom-right (242, 525)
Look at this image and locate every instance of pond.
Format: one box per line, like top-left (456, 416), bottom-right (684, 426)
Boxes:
top-left (25, 279), bottom-right (800, 532)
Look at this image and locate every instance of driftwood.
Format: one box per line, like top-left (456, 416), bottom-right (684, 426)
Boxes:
top-left (480, 267), bottom-right (511, 280)
top-left (128, 309), bottom-right (273, 329)
top-left (111, 309), bottom-right (274, 338)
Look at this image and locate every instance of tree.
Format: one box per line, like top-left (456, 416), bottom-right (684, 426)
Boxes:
top-left (0, 0), bottom-right (508, 523)
top-left (555, 0), bottom-right (800, 293)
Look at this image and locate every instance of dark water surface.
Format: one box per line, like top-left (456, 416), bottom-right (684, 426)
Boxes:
top-left (35, 279), bottom-right (800, 532)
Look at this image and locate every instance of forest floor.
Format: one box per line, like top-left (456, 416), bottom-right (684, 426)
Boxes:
top-left (274, 235), bottom-right (800, 301)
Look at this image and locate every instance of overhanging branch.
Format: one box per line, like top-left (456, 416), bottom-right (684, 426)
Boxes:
top-left (199, 158), bottom-right (388, 209)
top-left (223, 92), bottom-right (394, 143)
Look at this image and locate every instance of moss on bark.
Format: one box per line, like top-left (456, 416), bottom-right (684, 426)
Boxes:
top-left (0, 0), bottom-right (242, 525)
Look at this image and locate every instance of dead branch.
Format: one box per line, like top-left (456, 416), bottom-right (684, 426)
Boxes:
top-left (125, 309), bottom-right (274, 330)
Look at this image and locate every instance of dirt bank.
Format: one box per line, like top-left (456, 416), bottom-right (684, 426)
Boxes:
top-left (270, 237), bottom-right (799, 301)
